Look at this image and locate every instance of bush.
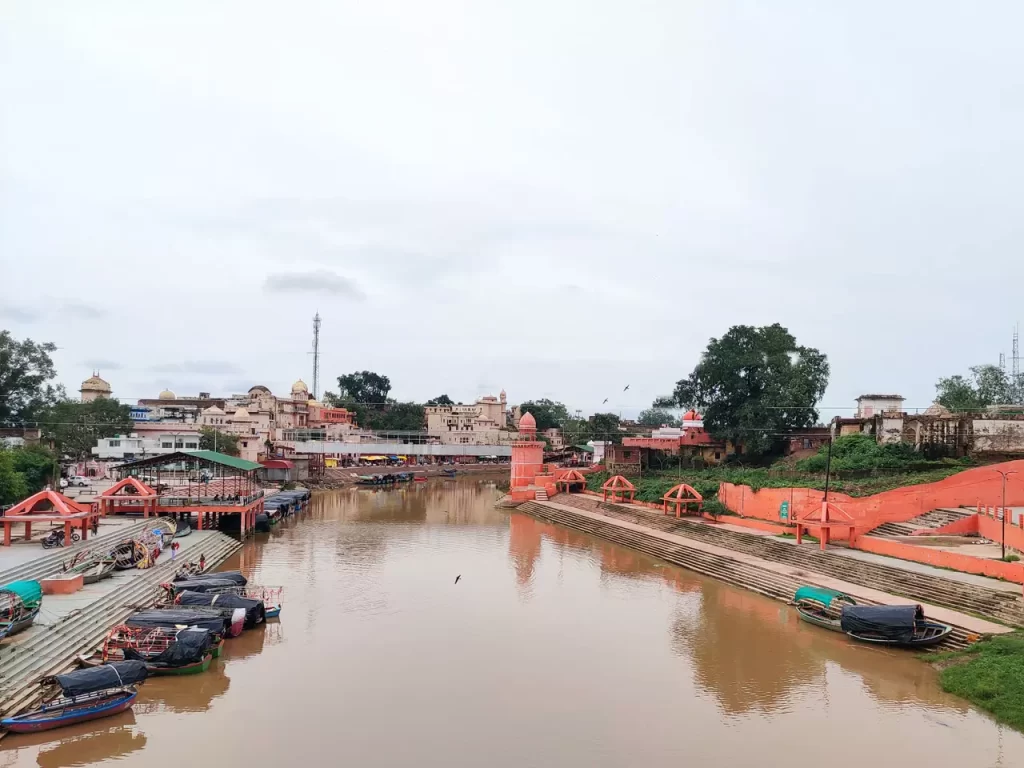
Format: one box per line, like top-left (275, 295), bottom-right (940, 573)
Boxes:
top-left (795, 433), bottom-right (970, 474)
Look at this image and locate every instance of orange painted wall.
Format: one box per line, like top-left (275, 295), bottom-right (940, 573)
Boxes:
top-left (719, 459), bottom-right (1024, 535)
top-left (852, 535), bottom-right (1024, 584)
top-left (977, 512), bottom-right (1024, 554)
top-left (921, 515), bottom-right (980, 536)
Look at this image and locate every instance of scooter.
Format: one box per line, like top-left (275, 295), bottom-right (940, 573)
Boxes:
top-left (41, 528), bottom-right (81, 549)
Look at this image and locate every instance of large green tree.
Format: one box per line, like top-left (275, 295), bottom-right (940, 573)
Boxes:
top-left (199, 427), bottom-right (240, 456)
top-left (10, 444), bottom-right (57, 492)
top-left (660, 324), bottom-right (829, 456)
top-left (40, 398), bottom-right (133, 460)
top-left (517, 399), bottom-right (570, 431)
top-left (369, 402), bottom-right (426, 431)
top-left (0, 450), bottom-right (28, 506)
top-left (425, 394), bottom-right (454, 406)
top-left (936, 364), bottom-right (1017, 411)
top-left (0, 331), bottom-right (64, 423)
top-left (589, 412), bottom-right (623, 444)
top-left (637, 408), bottom-right (680, 428)
top-left (335, 371), bottom-right (391, 404)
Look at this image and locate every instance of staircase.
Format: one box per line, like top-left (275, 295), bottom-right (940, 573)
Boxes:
top-left (870, 508), bottom-right (974, 538)
top-left (0, 528), bottom-right (241, 718)
top-left (518, 501), bottom-right (978, 650)
top-left (540, 494), bottom-right (1024, 628)
top-left (534, 489), bottom-right (549, 502)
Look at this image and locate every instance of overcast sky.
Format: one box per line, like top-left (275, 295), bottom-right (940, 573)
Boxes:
top-left (2, 2), bottom-right (1023, 419)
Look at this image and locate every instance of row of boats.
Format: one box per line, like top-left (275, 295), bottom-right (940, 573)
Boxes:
top-left (792, 585), bottom-right (954, 647)
top-left (355, 469), bottom-right (458, 486)
top-left (0, 524), bottom-right (191, 643)
top-left (254, 488), bottom-right (312, 532)
top-left (1, 568), bottom-right (283, 733)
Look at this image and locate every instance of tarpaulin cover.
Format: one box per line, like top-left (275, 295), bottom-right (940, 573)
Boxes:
top-left (175, 570), bottom-right (247, 586)
top-left (2, 580), bottom-right (42, 610)
top-left (55, 661), bottom-right (148, 696)
top-left (126, 608), bottom-right (229, 636)
top-left (170, 578), bottom-right (242, 595)
top-left (125, 628), bottom-right (211, 667)
top-left (794, 586), bottom-right (854, 608)
top-left (840, 604), bottom-right (923, 643)
top-left (177, 590), bottom-right (266, 628)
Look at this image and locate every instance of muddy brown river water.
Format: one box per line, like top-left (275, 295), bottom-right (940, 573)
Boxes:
top-left (3, 477), bottom-right (1022, 767)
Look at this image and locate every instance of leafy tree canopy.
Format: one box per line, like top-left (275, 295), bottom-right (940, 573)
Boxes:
top-left (40, 399), bottom-right (134, 460)
top-left (662, 324), bottom-right (829, 456)
top-left (0, 331), bottom-right (65, 423)
top-left (335, 371), bottom-right (391, 405)
top-left (936, 364), bottom-right (1018, 412)
top-left (0, 450), bottom-right (28, 506)
top-left (368, 402), bottom-right (426, 431)
top-left (199, 427), bottom-right (240, 457)
top-left (517, 399), bottom-right (570, 431)
top-left (426, 394), bottom-right (454, 406)
top-left (637, 408), bottom-right (680, 428)
top-left (589, 412), bottom-right (623, 444)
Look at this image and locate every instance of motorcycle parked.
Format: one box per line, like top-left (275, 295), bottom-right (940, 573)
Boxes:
top-left (41, 528), bottom-right (81, 549)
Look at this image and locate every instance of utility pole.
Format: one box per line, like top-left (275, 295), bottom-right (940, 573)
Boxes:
top-left (995, 468), bottom-right (1017, 560)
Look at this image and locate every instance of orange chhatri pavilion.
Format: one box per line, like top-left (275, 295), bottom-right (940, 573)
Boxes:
top-left (662, 483), bottom-right (703, 518)
top-left (1, 489), bottom-right (99, 547)
top-left (601, 475), bottom-right (636, 503)
top-left (96, 476), bottom-right (159, 518)
top-left (555, 469), bottom-right (587, 494)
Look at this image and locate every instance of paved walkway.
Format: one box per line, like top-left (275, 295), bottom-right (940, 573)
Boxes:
top-left (0, 517), bottom-right (153, 571)
top-left (544, 500), bottom-right (1012, 636)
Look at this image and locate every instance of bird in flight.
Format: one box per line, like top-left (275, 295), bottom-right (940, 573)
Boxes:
top-left (602, 398), bottom-right (608, 404)
top-left (623, 384), bottom-right (630, 392)
top-left (454, 575), bottom-right (461, 585)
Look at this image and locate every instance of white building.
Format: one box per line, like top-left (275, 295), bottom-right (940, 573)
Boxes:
top-left (425, 392), bottom-right (513, 446)
top-left (855, 394), bottom-right (905, 418)
top-left (92, 430), bottom-right (201, 460)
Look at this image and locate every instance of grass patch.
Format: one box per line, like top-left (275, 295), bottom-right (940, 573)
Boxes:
top-left (935, 632), bottom-right (1024, 731)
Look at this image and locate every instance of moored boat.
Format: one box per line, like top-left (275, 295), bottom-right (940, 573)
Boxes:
top-left (840, 604), bottom-right (954, 647)
top-left (0, 581), bottom-right (42, 640)
top-left (1, 661), bottom-right (147, 733)
top-left (64, 555), bottom-right (117, 585)
top-left (792, 586), bottom-right (857, 632)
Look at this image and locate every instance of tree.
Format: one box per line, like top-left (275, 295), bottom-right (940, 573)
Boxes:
top-left (199, 427), bottom-right (240, 457)
top-left (10, 445), bottom-right (56, 493)
top-left (662, 324), bottom-right (829, 456)
top-left (0, 450), bottom-right (28, 506)
top-left (517, 399), bottom-right (570, 431)
top-left (335, 371), bottom-right (391, 405)
top-left (589, 412), bottom-right (623, 444)
top-left (39, 398), bottom-right (133, 460)
top-left (936, 364), bottom-right (1017, 412)
top-left (368, 402), bottom-right (426, 431)
top-left (637, 408), bottom-right (680, 428)
top-left (0, 331), bottom-right (64, 423)
top-left (426, 394), bottom-right (454, 406)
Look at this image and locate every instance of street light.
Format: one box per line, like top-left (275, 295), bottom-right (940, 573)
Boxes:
top-left (994, 468), bottom-right (1018, 560)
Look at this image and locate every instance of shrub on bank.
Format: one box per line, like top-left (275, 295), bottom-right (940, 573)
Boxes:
top-left (937, 632), bottom-right (1024, 732)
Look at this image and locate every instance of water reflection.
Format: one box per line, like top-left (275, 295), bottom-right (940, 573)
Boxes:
top-left (0, 719), bottom-right (145, 768)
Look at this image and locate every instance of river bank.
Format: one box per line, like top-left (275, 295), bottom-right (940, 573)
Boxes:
top-left (931, 631), bottom-right (1024, 730)
top-left (306, 463), bottom-right (509, 489)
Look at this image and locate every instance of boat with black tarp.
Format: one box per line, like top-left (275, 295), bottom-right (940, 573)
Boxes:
top-left (126, 607), bottom-right (240, 637)
top-left (1, 661), bottom-right (147, 733)
top-left (176, 590), bottom-right (266, 628)
top-left (840, 604), bottom-right (953, 647)
top-left (79, 625), bottom-right (216, 675)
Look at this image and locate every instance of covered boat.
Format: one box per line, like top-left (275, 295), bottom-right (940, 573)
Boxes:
top-left (124, 628), bottom-right (213, 675)
top-left (0, 580), bottom-right (42, 639)
top-left (126, 608), bottom-right (233, 637)
top-left (1, 661), bottom-right (147, 733)
top-left (165, 578), bottom-right (246, 596)
top-left (840, 604), bottom-right (953, 647)
top-left (793, 586), bottom-right (857, 632)
top-left (177, 590), bottom-right (266, 628)
top-left (174, 569), bottom-right (247, 586)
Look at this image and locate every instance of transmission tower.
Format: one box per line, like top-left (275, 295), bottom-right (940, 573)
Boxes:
top-left (309, 311), bottom-right (321, 399)
top-left (1014, 324), bottom-right (1021, 403)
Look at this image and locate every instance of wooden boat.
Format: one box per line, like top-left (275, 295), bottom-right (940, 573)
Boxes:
top-left (0, 581), bottom-right (42, 640)
top-left (2, 661), bottom-right (146, 733)
top-left (441, 468), bottom-right (458, 477)
top-left (65, 556), bottom-right (117, 585)
top-left (172, 524), bottom-right (192, 538)
top-left (265, 606), bottom-right (282, 619)
top-left (146, 655), bottom-right (212, 676)
top-left (413, 476), bottom-right (427, 483)
top-left (792, 586), bottom-right (857, 632)
top-left (840, 604), bottom-right (954, 648)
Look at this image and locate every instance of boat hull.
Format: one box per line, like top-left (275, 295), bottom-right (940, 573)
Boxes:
top-left (1, 690), bottom-right (136, 733)
top-left (795, 604), bottom-right (843, 632)
top-left (148, 654), bottom-right (213, 676)
top-left (265, 606), bottom-right (281, 619)
top-left (846, 622), bottom-right (954, 648)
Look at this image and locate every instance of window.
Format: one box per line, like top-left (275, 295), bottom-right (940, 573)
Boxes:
top-left (162, 442), bottom-right (172, 449)
top-left (243, 441), bottom-right (249, 447)
top-left (174, 441), bottom-right (184, 449)
top-left (714, 452), bottom-right (721, 460)
top-left (185, 442), bottom-right (197, 449)
top-left (110, 440), bottom-right (120, 447)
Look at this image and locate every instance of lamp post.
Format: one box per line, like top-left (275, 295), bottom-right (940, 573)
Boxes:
top-left (994, 469), bottom-right (1017, 560)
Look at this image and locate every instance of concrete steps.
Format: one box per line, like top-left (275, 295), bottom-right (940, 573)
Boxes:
top-left (555, 495), bottom-right (1024, 627)
top-left (0, 518), bottom-right (173, 587)
top-left (871, 508), bottom-right (972, 537)
top-left (535, 489), bottom-right (549, 502)
top-left (518, 502), bottom-right (975, 650)
top-left (0, 530), bottom-right (241, 717)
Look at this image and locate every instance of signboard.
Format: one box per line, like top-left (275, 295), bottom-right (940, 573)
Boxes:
top-left (779, 500), bottom-right (790, 521)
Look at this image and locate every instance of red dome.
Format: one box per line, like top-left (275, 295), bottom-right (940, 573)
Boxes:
top-left (683, 410), bottom-right (700, 420)
top-left (519, 412), bottom-right (537, 433)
